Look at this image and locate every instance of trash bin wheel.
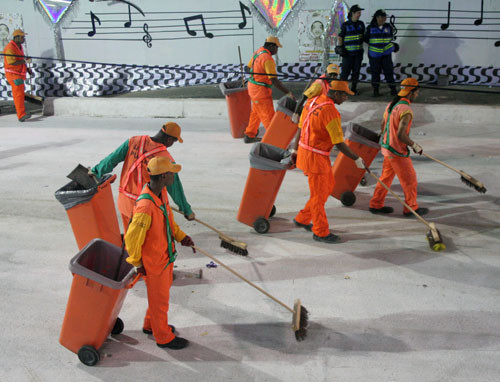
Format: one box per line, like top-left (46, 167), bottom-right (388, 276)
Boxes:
top-left (340, 191), bottom-right (356, 206)
top-left (111, 317), bottom-right (124, 335)
top-left (360, 176), bottom-right (367, 186)
top-left (78, 345), bottom-right (100, 366)
top-left (253, 218), bottom-right (270, 234)
top-left (269, 205), bottom-right (276, 218)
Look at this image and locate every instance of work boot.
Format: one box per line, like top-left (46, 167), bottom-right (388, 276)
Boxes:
top-left (403, 207), bottom-right (429, 217)
top-left (390, 86), bottom-right (398, 96)
top-left (351, 83), bottom-right (359, 95)
top-left (19, 113), bottom-right (31, 122)
top-left (313, 233), bottom-right (341, 243)
top-left (143, 325), bottom-right (175, 335)
top-left (369, 206), bottom-right (394, 214)
top-left (372, 88), bottom-right (381, 97)
top-left (157, 336), bottom-right (189, 350)
top-left (293, 218), bottom-right (313, 232)
top-left (243, 134), bottom-right (261, 144)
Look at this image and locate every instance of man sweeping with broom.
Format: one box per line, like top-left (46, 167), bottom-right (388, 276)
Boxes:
top-left (90, 122), bottom-right (195, 230)
top-left (125, 156), bottom-right (196, 350)
top-left (291, 81), bottom-right (366, 243)
top-left (369, 77), bottom-right (429, 217)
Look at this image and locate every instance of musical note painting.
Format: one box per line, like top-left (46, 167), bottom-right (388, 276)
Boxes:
top-left (388, 0), bottom-right (500, 48)
top-left (61, 1), bottom-right (253, 46)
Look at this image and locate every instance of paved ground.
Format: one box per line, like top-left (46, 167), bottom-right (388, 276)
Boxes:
top-left (0, 105), bottom-right (499, 381)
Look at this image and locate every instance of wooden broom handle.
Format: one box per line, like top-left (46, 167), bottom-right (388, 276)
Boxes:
top-left (422, 152), bottom-right (464, 176)
top-left (365, 168), bottom-right (432, 229)
top-left (194, 246), bottom-right (294, 314)
top-left (170, 206), bottom-right (231, 241)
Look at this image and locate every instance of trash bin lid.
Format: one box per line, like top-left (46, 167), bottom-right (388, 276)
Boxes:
top-left (345, 123), bottom-right (381, 149)
top-left (69, 239), bottom-right (136, 290)
top-left (219, 80), bottom-right (247, 96)
top-left (54, 174), bottom-right (113, 210)
top-left (249, 142), bottom-right (294, 170)
top-left (276, 96), bottom-right (297, 117)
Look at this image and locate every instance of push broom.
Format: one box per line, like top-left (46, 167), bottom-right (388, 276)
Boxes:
top-left (365, 168), bottom-right (446, 252)
top-left (422, 153), bottom-right (487, 194)
top-left (194, 245), bottom-right (309, 341)
top-left (171, 207), bottom-right (249, 256)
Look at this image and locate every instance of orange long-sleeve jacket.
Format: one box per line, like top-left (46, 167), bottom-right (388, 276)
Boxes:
top-left (125, 185), bottom-right (186, 275)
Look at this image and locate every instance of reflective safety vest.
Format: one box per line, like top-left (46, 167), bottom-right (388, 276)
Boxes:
top-left (318, 75), bottom-right (330, 95)
top-left (136, 191), bottom-right (178, 266)
top-left (299, 97), bottom-right (335, 157)
top-left (367, 24), bottom-right (394, 58)
top-left (343, 20), bottom-right (364, 54)
top-left (381, 100), bottom-right (410, 157)
top-left (248, 47), bottom-right (273, 88)
top-left (119, 135), bottom-right (171, 200)
top-left (3, 40), bottom-right (27, 79)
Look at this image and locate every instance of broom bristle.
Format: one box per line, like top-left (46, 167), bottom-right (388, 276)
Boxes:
top-left (294, 305), bottom-right (309, 342)
top-left (426, 226), bottom-right (446, 252)
top-left (220, 240), bottom-right (248, 256)
top-left (461, 176), bottom-right (487, 194)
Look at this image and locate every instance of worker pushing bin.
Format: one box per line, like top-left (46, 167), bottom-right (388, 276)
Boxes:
top-left (331, 123), bottom-right (381, 206)
top-left (55, 174), bottom-right (122, 250)
top-left (237, 142), bottom-right (294, 233)
top-left (59, 238), bottom-right (141, 366)
top-left (261, 95), bottom-right (298, 149)
top-left (219, 81), bottom-right (251, 138)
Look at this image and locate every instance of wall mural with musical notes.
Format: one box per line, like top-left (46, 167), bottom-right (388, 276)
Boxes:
top-left (0, 0), bottom-right (499, 101)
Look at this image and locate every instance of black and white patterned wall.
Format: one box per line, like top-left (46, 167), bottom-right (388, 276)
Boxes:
top-left (0, 61), bottom-right (498, 100)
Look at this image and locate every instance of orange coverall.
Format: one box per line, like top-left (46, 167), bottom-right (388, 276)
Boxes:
top-left (303, 75), bottom-right (331, 99)
top-left (92, 135), bottom-right (193, 230)
top-left (245, 47), bottom-right (277, 138)
top-left (125, 185), bottom-right (187, 345)
top-left (370, 98), bottom-right (419, 213)
top-left (295, 94), bottom-right (345, 237)
top-left (3, 40), bottom-right (27, 120)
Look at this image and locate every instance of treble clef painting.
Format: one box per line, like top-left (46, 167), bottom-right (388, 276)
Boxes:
top-left (143, 23), bottom-right (152, 48)
top-left (389, 14), bottom-right (398, 40)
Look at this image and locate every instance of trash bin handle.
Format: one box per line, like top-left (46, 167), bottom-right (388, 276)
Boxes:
top-left (98, 174), bottom-right (117, 191)
top-left (125, 273), bottom-right (142, 289)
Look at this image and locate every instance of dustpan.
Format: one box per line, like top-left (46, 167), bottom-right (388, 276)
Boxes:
top-left (67, 164), bottom-right (98, 189)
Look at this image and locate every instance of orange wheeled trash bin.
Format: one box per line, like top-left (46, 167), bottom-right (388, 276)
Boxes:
top-left (331, 123), bottom-right (381, 206)
top-left (59, 239), bottom-right (140, 366)
top-left (237, 142), bottom-right (294, 233)
top-left (219, 81), bottom-right (251, 138)
top-left (55, 174), bottom-right (122, 250)
top-left (261, 96), bottom-right (298, 149)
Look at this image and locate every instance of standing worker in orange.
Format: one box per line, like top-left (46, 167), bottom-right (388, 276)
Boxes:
top-left (369, 77), bottom-right (428, 216)
top-left (292, 63), bottom-right (340, 123)
top-left (91, 122), bottom-right (195, 230)
top-left (291, 81), bottom-right (366, 243)
top-left (3, 29), bottom-right (32, 122)
top-left (244, 36), bottom-right (295, 143)
top-left (125, 156), bottom-right (195, 350)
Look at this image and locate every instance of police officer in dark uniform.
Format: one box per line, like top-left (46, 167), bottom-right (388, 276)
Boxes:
top-left (365, 9), bottom-right (397, 97)
top-left (337, 4), bottom-right (365, 95)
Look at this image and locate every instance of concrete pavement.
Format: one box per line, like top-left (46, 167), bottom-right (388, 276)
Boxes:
top-left (0, 107), bottom-right (499, 381)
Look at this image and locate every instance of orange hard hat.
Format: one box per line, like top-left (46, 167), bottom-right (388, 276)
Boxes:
top-left (330, 80), bottom-right (354, 95)
top-left (161, 122), bottom-right (183, 143)
top-left (398, 77), bottom-right (419, 97)
top-left (147, 157), bottom-right (182, 175)
top-left (265, 36), bottom-right (282, 48)
top-left (326, 63), bottom-right (340, 75)
top-left (13, 29), bottom-right (26, 37)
